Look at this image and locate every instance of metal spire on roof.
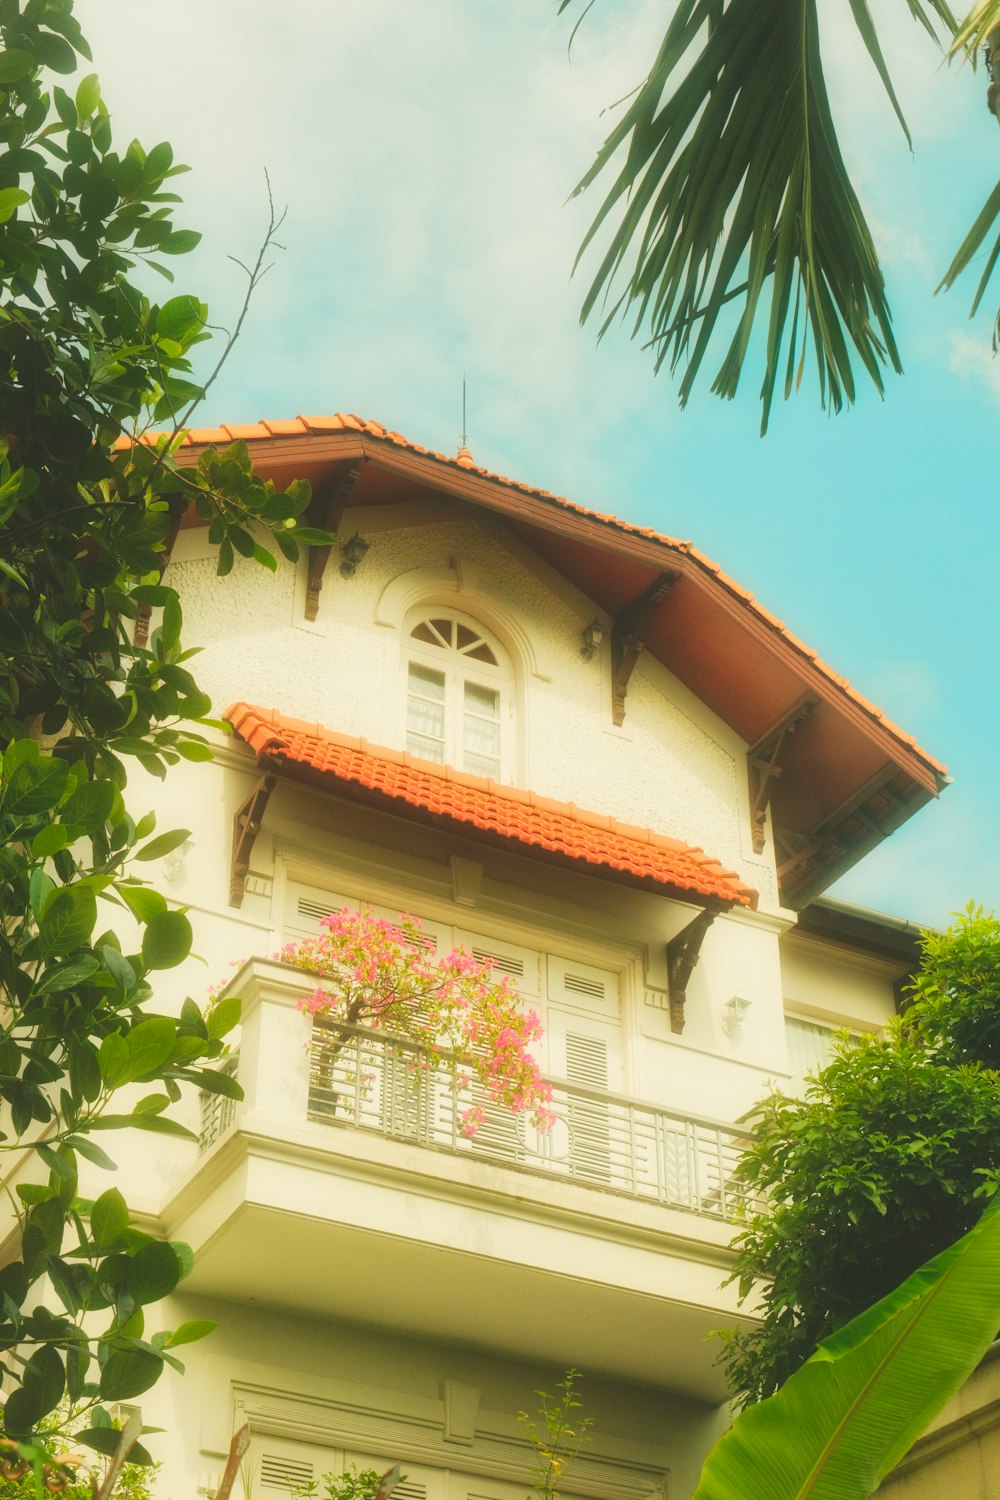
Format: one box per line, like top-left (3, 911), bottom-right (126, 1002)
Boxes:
top-left (456, 375), bottom-right (474, 468)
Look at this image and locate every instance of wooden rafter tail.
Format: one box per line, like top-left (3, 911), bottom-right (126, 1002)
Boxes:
top-left (304, 459), bottom-right (364, 621)
top-left (213, 1425), bottom-right (251, 1500)
top-left (230, 769), bottom-right (278, 907)
top-left (610, 571), bottom-right (679, 726)
top-left (91, 1413), bottom-right (143, 1500)
top-left (666, 908), bottom-right (716, 1035)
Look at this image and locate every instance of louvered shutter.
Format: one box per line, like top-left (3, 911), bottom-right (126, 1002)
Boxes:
top-left (450, 929), bottom-right (542, 1163)
top-left (252, 1438), bottom-right (332, 1498)
top-left (546, 1008), bottom-right (622, 1184)
top-left (341, 1452), bottom-right (444, 1500)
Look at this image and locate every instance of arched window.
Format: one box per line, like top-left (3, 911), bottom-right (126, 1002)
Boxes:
top-left (404, 610), bottom-right (513, 779)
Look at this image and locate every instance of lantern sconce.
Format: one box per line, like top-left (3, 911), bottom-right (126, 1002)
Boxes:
top-left (339, 533), bottom-right (370, 578)
top-left (580, 618), bottom-right (608, 662)
top-left (722, 992), bottom-right (752, 1041)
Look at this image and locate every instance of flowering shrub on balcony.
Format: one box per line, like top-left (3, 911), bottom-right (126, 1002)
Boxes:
top-left (279, 907), bottom-right (555, 1137)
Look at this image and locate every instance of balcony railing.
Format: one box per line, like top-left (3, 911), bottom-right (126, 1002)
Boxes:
top-left (304, 1018), bottom-right (749, 1221)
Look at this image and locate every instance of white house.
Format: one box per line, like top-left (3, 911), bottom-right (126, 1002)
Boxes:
top-left (107, 414), bottom-right (943, 1500)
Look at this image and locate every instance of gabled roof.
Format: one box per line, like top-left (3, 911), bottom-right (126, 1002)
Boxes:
top-left (140, 412), bottom-right (947, 907)
top-left (226, 704), bottom-right (757, 910)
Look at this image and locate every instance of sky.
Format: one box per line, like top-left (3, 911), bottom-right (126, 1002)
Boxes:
top-left (74, 0), bottom-right (1000, 926)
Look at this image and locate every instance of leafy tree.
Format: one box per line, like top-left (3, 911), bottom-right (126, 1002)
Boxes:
top-left (558, 0), bottom-right (1000, 432)
top-left (695, 1194), bottom-right (1000, 1500)
top-left (0, 0), bottom-right (330, 1463)
top-left (721, 905), bottom-right (1000, 1407)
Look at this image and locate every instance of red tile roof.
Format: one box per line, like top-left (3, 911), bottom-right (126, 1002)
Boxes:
top-left (117, 413), bottom-right (945, 780)
top-left (226, 703), bottom-right (757, 910)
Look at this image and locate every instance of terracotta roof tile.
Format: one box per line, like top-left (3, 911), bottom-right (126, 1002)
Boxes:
top-left (226, 703), bottom-right (756, 910)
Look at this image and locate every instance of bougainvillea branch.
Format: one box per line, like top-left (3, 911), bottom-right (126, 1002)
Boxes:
top-left (279, 908), bottom-right (555, 1136)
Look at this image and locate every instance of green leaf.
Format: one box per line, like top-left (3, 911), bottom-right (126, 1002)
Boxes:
top-left (116, 884), bottom-right (167, 922)
top-left (127, 1241), bottom-right (181, 1304)
top-left (134, 828), bottom-right (191, 862)
top-left (30, 823), bottom-right (74, 857)
top-left (4, 754), bottom-right (70, 817)
top-left (61, 778), bottom-right (116, 832)
top-left (207, 995), bottom-right (241, 1040)
top-left (35, 955), bottom-right (100, 993)
top-left (0, 186), bottom-right (30, 223)
top-left (91, 1187), bottom-right (128, 1249)
top-left (77, 1428), bottom-right (154, 1466)
top-left (89, 1113), bottom-right (196, 1140)
top-left (125, 1017), bottom-right (176, 1079)
top-left (293, 527), bottom-right (338, 545)
top-left (162, 1318), bottom-right (216, 1348)
top-left (33, 29), bottom-right (78, 73)
top-left (65, 1135), bottom-right (116, 1171)
top-left (21, 1343), bottom-right (65, 1422)
top-left (692, 1196), bottom-right (1000, 1500)
top-left (141, 910), bottom-right (192, 969)
top-left (158, 228), bottom-right (202, 255)
top-left (0, 49), bottom-right (36, 82)
top-left (75, 71), bottom-right (100, 117)
top-left (37, 885), bottom-right (97, 955)
top-left (99, 1348), bottom-right (162, 1401)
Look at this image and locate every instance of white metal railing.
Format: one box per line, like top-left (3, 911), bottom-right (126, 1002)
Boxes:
top-left (305, 1019), bottom-right (749, 1221)
top-left (198, 1051), bottom-right (240, 1153)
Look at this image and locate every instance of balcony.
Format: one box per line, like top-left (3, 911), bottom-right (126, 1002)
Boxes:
top-left (166, 960), bottom-right (755, 1400)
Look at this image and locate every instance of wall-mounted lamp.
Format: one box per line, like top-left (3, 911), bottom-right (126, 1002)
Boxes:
top-left (339, 533), bottom-right (370, 578)
top-left (580, 618), bottom-right (608, 662)
top-left (722, 992), bottom-right (752, 1041)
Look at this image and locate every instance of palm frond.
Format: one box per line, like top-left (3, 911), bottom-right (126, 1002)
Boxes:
top-left (950, 0), bottom-right (1000, 56)
top-left (563, 0), bottom-right (955, 432)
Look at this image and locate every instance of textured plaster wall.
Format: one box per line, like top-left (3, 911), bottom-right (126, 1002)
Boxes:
top-left (166, 509), bottom-right (772, 897)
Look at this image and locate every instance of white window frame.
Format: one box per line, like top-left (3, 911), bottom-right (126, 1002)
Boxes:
top-left (401, 607), bottom-right (515, 781)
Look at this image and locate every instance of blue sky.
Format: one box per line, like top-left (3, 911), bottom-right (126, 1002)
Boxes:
top-left (76, 1), bottom-right (999, 925)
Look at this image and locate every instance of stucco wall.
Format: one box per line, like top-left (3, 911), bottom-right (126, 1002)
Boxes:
top-left (877, 1348), bottom-right (1000, 1498)
top-left (164, 505), bottom-right (774, 903)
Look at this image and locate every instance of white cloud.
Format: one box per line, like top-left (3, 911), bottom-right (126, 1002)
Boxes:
top-left (946, 328), bottom-right (1000, 403)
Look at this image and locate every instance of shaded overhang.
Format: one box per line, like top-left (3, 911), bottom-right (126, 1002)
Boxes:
top-left (144, 413), bottom-right (949, 908)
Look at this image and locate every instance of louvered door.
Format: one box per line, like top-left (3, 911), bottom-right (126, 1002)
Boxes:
top-left (452, 930), bottom-right (542, 1163)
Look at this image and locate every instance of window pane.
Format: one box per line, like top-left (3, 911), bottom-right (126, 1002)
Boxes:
top-left (465, 641), bottom-right (497, 664)
top-left (429, 618), bottom-right (454, 646)
top-left (463, 681), bottom-right (500, 776)
top-left (410, 621), bottom-right (438, 645)
top-left (407, 664), bottom-right (446, 760)
top-left (464, 680), bottom-right (499, 716)
top-left (408, 663), bottom-right (445, 701)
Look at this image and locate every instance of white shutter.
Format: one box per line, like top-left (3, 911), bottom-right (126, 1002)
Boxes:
top-left (454, 929), bottom-right (541, 995)
top-left (545, 1008), bottom-right (623, 1184)
top-left (546, 956), bottom-right (621, 1017)
top-left (341, 1452), bottom-right (443, 1500)
top-left (283, 878), bottom-right (356, 938)
top-left (252, 1438), bottom-right (333, 1498)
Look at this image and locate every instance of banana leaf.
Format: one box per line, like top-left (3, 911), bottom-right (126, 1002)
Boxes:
top-left (692, 1193), bottom-right (1000, 1500)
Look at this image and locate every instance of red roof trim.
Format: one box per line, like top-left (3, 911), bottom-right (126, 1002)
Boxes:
top-left (225, 703), bottom-right (757, 910)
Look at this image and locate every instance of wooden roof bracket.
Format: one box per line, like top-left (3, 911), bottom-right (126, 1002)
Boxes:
top-left (666, 907), bottom-right (716, 1034)
top-left (305, 459), bottom-right (363, 621)
top-left (611, 571), bottom-right (679, 726)
top-left (746, 692), bottom-right (818, 852)
top-left (230, 766), bottom-right (278, 907)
